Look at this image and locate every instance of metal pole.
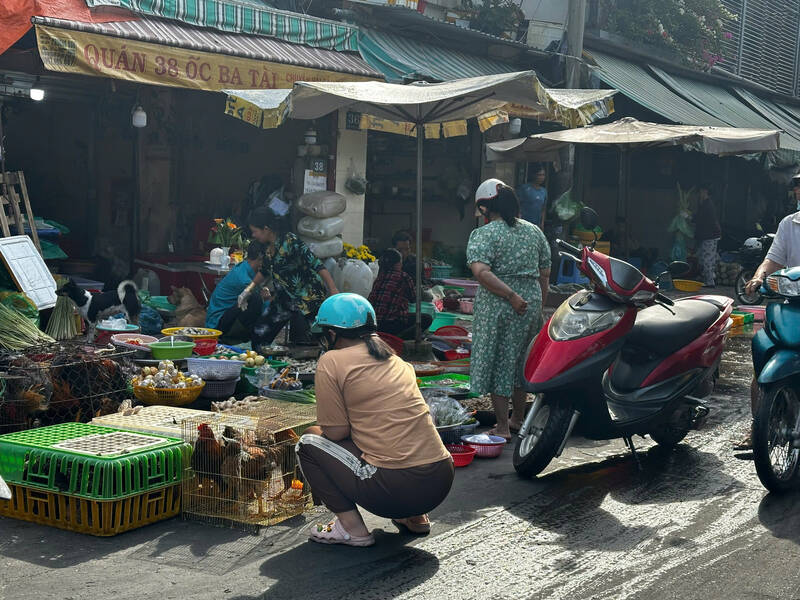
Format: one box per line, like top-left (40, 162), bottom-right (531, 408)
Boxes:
top-left (415, 124), bottom-right (423, 345)
top-left (0, 100), bottom-right (8, 206)
top-left (566, 0), bottom-right (587, 88)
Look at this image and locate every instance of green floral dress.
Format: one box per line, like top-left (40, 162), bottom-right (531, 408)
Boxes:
top-left (260, 232), bottom-right (326, 317)
top-left (467, 219), bottom-right (551, 397)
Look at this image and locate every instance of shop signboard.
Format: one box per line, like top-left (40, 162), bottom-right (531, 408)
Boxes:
top-left (35, 25), bottom-right (375, 92)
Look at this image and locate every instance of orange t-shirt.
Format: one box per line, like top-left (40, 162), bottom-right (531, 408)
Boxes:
top-left (314, 344), bottom-right (451, 469)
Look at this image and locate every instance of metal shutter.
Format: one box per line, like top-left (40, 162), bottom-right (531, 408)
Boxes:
top-left (737, 0), bottom-right (800, 95)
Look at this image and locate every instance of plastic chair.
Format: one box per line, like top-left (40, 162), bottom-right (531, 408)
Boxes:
top-left (556, 256), bottom-right (589, 285)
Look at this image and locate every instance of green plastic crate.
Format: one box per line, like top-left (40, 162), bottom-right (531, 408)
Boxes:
top-left (0, 423), bottom-right (191, 500)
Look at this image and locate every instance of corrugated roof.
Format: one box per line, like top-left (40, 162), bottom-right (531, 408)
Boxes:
top-left (650, 65), bottom-right (800, 151)
top-left (31, 16), bottom-right (382, 78)
top-left (358, 28), bottom-right (516, 83)
top-left (734, 88), bottom-right (800, 144)
top-left (588, 50), bottom-right (726, 126)
top-left (85, 0), bottom-right (359, 52)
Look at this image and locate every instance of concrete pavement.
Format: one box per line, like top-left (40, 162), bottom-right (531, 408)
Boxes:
top-left (2, 333), bottom-right (797, 600)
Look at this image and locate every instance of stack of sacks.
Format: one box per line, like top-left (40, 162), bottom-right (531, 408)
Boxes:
top-left (297, 191), bottom-right (346, 259)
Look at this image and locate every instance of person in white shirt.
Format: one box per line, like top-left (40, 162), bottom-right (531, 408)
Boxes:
top-left (736, 173), bottom-right (800, 450)
top-left (744, 174), bottom-right (800, 295)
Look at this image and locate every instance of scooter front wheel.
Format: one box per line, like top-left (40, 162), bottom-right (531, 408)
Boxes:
top-left (735, 268), bottom-right (762, 305)
top-left (753, 383), bottom-right (800, 493)
top-left (513, 394), bottom-right (574, 478)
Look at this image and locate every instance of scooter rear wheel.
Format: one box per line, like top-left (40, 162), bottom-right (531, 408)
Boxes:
top-left (513, 395), bottom-right (573, 478)
top-left (753, 383), bottom-right (800, 493)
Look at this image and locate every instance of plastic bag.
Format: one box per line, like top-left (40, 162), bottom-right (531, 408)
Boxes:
top-left (300, 236), bottom-right (344, 259)
top-left (553, 188), bottom-right (581, 222)
top-left (368, 260), bottom-right (379, 282)
top-left (340, 259), bottom-right (374, 298)
top-left (297, 191), bottom-right (346, 218)
top-left (0, 292), bottom-right (39, 326)
top-left (138, 306), bottom-right (164, 335)
top-left (427, 395), bottom-right (470, 427)
top-left (297, 215), bottom-right (345, 240)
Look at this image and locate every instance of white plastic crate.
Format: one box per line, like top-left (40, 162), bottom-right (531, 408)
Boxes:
top-left (186, 357), bottom-right (244, 380)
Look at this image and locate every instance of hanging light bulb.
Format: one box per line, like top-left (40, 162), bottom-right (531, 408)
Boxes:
top-left (29, 77), bottom-right (44, 101)
top-left (132, 105), bottom-right (147, 128)
top-left (509, 118), bottom-right (522, 136)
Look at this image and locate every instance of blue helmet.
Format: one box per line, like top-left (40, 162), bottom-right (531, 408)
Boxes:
top-left (312, 293), bottom-right (377, 332)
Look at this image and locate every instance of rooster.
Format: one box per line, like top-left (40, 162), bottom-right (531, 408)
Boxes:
top-left (219, 426), bottom-right (279, 502)
top-left (191, 424), bottom-right (223, 483)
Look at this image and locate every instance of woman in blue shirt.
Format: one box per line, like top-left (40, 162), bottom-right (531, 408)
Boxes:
top-left (206, 241), bottom-right (267, 340)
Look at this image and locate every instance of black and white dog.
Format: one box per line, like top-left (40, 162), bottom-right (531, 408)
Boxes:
top-left (56, 279), bottom-right (141, 333)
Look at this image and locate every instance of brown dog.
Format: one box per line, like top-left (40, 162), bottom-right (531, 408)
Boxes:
top-left (167, 287), bottom-right (207, 328)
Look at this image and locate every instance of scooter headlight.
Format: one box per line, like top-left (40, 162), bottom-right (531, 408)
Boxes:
top-left (548, 302), bottom-right (627, 341)
top-left (767, 275), bottom-right (800, 297)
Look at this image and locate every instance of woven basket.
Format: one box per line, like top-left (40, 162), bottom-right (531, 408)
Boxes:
top-left (133, 384), bottom-right (205, 407)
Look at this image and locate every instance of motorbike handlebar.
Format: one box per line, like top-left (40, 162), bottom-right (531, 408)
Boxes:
top-left (556, 239), bottom-right (582, 257)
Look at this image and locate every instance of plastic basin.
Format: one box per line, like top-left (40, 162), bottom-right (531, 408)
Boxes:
top-left (445, 444), bottom-right (476, 468)
top-left (672, 279), bottom-right (704, 292)
top-left (430, 313), bottom-right (459, 331)
top-left (148, 341), bottom-right (196, 360)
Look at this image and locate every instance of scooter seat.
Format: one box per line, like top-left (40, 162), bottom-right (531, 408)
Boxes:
top-left (628, 299), bottom-right (720, 357)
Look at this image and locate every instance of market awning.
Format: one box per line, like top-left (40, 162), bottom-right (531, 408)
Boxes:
top-left (224, 74), bottom-right (616, 131)
top-left (650, 66), bottom-right (800, 151)
top-left (734, 88), bottom-right (800, 144)
top-left (588, 50), bottom-right (726, 127)
top-left (32, 16), bottom-right (382, 92)
top-left (85, 0), bottom-right (359, 52)
top-left (485, 117), bottom-right (781, 162)
top-left (357, 28), bottom-right (517, 83)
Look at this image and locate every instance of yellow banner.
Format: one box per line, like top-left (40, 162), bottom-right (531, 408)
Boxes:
top-left (35, 25), bottom-right (376, 92)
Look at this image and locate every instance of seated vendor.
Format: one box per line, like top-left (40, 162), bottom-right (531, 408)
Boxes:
top-left (297, 294), bottom-right (454, 547)
top-left (369, 249), bottom-right (432, 339)
top-left (205, 241), bottom-right (267, 341)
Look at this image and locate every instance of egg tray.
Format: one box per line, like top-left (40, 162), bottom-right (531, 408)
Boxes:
top-left (0, 422), bottom-right (191, 500)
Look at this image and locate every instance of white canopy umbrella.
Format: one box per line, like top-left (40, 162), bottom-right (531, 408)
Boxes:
top-left (486, 117), bottom-right (781, 161)
top-left (225, 73), bottom-right (617, 344)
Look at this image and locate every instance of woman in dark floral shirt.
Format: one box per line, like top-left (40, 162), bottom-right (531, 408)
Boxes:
top-left (238, 206), bottom-right (338, 346)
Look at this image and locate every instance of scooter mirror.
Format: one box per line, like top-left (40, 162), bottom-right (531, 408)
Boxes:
top-left (580, 207), bottom-right (599, 230)
top-left (668, 261), bottom-right (690, 276)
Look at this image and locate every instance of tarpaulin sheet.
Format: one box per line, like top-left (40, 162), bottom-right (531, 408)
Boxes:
top-left (0, 0), bottom-right (134, 55)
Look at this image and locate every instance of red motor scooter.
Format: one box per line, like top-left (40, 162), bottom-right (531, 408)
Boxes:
top-left (513, 209), bottom-right (733, 477)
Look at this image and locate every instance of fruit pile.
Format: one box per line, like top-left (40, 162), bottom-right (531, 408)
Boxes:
top-left (217, 350), bottom-right (266, 368)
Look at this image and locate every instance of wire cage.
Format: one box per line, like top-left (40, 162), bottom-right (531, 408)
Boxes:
top-left (181, 412), bottom-right (312, 529)
top-left (0, 341), bottom-right (136, 434)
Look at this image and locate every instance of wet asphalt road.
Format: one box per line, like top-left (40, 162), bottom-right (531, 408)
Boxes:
top-left (2, 332), bottom-right (799, 600)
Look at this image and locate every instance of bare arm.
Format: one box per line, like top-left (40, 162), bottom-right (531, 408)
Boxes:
top-left (746, 258), bottom-right (785, 294)
top-left (321, 424), bottom-right (350, 441)
top-left (539, 269), bottom-right (551, 308)
top-left (470, 262), bottom-right (527, 315)
top-left (318, 268), bottom-right (339, 296)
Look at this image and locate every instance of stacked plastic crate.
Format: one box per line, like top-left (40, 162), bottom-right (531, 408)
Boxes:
top-left (0, 422), bottom-right (191, 536)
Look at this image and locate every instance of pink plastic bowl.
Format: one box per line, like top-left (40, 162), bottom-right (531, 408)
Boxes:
top-left (461, 434), bottom-right (507, 458)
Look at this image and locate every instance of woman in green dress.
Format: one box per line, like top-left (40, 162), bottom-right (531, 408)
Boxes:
top-left (467, 179), bottom-right (551, 440)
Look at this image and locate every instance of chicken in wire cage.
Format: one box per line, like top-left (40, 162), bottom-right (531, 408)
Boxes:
top-left (182, 413), bottom-right (311, 528)
top-left (0, 342), bottom-right (136, 433)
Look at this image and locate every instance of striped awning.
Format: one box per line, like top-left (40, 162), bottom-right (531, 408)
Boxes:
top-left (32, 16), bottom-right (381, 79)
top-left (84, 0), bottom-right (359, 52)
top-left (357, 28), bottom-right (517, 83)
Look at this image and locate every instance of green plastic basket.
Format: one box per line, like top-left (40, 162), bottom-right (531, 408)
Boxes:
top-left (0, 423), bottom-right (191, 500)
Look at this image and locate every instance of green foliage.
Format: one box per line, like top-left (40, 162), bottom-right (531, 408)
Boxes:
top-left (460, 0), bottom-right (524, 38)
top-left (602, 0), bottom-right (737, 68)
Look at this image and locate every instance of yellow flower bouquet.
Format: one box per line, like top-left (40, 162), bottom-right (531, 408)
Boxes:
top-left (343, 243), bottom-right (376, 263)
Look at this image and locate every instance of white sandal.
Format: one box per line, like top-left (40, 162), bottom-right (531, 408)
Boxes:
top-left (308, 519), bottom-right (375, 547)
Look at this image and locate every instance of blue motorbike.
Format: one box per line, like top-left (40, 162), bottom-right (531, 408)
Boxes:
top-left (752, 266), bottom-right (800, 492)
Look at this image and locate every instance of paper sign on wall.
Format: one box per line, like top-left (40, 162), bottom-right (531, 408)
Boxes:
top-left (303, 170), bottom-right (327, 194)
